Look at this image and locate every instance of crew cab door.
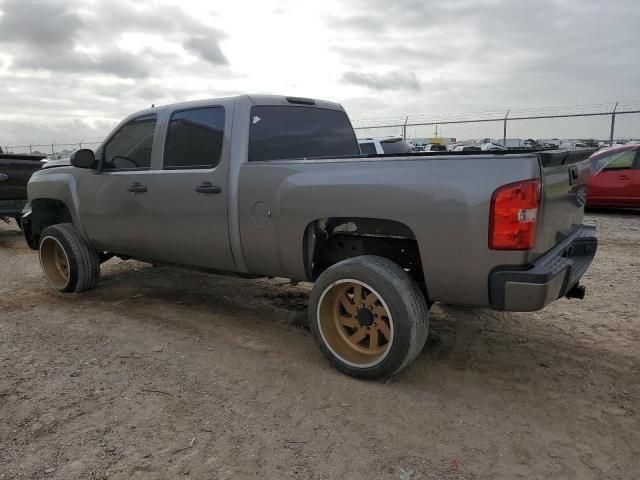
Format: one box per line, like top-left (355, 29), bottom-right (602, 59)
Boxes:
top-left (78, 114), bottom-right (159, 257)
top-left (148, 106), bottom-right (235, 270)
top-left (588, 149), bottom-right (636, 206)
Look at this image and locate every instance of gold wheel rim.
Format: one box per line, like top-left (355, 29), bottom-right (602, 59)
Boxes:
top-left (40, 236), bottom-right (70, 289)
top-left (317, 279), bottom-right (393, 368)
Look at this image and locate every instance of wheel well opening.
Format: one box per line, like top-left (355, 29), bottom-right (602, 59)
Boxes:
top-left (304, 217), bottom-right (425, 285)
top-left (29, 198), bottom-right (73, 247)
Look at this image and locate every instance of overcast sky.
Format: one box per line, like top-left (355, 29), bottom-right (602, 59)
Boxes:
top-left (1, 0), bottom-right (639, 145)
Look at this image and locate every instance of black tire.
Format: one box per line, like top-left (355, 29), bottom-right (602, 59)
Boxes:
top-left (39, 223), bottom-right (100, 293)
top-left (309, 255), bottom-right (429, 380)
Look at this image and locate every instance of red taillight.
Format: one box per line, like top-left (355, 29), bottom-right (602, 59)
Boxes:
top-left (489, 179), bottom-right (541, 250)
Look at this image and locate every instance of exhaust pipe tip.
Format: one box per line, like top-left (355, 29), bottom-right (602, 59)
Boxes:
top-left (565, 284), bottom-right (586, 300)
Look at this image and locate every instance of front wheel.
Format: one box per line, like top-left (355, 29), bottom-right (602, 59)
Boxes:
top-left (39, 223), bottom-right (100, 293)
top-left (309, 255), bottom-right (429, 379)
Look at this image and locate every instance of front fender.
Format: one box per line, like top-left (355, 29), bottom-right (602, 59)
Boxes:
top-left (27, 168), bottom-right (86, 237)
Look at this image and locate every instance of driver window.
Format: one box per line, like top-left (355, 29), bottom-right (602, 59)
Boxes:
top-left (103, 115), bottom-right (157, 170)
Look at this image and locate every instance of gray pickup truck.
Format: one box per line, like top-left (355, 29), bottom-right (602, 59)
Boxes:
top-left (23, 95), bottom-right (597, 379)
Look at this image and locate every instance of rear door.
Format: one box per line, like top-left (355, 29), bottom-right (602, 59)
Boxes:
top-left (148, 105), bottom-right (235, 270)
top-left (588, 149), bottom-right (636, 206)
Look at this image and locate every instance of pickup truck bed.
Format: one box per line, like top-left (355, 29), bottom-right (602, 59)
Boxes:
top-left (22, 94), bottom-right (597, 379)
top-left (236, 148), bottom-right (594, 310)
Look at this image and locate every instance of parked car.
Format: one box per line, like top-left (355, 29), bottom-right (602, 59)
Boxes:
top-left (559, 141), bottom-right (589, 150)
top-left (587, 145), bottom-right (640, 208)
top-left (452, 145), bottom-right (482, 152)
top-left (480, 142), bottom-right (507, 151)
top-left (358, 137), bottom-right (412, 155)
top-left (24, 94), bottom-right (597, 379)
top-left (0, 150), bottom-right (45, 227)
top-left (423, 143), bottom-right (448, 152)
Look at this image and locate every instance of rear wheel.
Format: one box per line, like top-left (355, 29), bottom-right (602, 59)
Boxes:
top-left (309, 255), bottom-right (429, 379)
top-left (39, 223), bottom-right (100, 293)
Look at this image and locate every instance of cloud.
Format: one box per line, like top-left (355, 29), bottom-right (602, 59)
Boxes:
top-left (14, 49), bottom-right (152, 79)
top-left (1, 0), bottom-right (639, 144)
top-left (341, 71), bottom-right (422, 91)
top-left (329, 0), bottom-right (640, 117)
top-left (0, 0), bottom-right (82, 49)
top-left (184, 35), bottom-right (228, 65)
top-left (0, 0), bottom-right (229, 79)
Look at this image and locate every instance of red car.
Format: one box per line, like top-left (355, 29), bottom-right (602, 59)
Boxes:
top-left (587, 145), bottom-right (640, 208)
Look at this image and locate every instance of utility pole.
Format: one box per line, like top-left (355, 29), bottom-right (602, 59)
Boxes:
top-left (609, 102), bottom-right (618, 146)
top-left (503, 110), bottom-right (510, 146)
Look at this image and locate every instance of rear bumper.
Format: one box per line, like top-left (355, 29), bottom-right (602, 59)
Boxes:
top-left (489, 224), bottom-right (597, 311)
top-left (0, 199), bottom-right (26, 216)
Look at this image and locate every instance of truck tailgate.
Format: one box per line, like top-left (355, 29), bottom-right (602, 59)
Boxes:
top-left (533, 149), bottom-right (595, 256)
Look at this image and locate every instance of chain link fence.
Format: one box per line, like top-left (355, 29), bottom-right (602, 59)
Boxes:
top-left (3, 101), bottom-right (640, 157)
top-left (352, 101), bottom-right (640, 148)
top-left (1, 140), bottom-right (102, 159)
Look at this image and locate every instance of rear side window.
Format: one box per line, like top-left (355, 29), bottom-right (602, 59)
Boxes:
top-left (248, 106), bottom-right (360, 162)
top-left (103, 115), bottom-right (156, 170)
top-left (359, 142), bottom-right (377, 155)
top-left (164, 107), bottom-right (225, 169)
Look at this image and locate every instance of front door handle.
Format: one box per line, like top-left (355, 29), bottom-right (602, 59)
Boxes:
top-left (195, 182), bottom-right (221, 194)
top-left (127, 182), bottom-right (148, 193)
top-left (618, 175), bottom-right (631, 180)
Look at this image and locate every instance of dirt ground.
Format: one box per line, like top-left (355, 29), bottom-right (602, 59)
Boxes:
top-left (0, 211), bottom-right (638, 480)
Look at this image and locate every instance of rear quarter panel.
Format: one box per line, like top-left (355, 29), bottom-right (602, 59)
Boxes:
top-left (238, 154), bottom-right (540, 307)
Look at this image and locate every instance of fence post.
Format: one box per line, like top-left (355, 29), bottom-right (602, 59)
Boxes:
top-left (503, 110), bottom-right (510, 146)
top-left (402, 116), bottom-right (409, 140)
top-left (51, 143), bottom-right (55, 157)
top-left (29, 144), bottom-right (33, 154)
top-left (609, 102), bottom-right (618, 146)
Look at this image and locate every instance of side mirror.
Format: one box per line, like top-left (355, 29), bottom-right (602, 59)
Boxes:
top-left (70, 149), bottom-right (96, 169)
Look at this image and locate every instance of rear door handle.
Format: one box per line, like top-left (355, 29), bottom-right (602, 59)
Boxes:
top-left (618, 175), bottom-right (631, 180)
top-left (195, 182), bottom-right (221, 194)
top-left (127, 182), bottom-right (148, 193)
